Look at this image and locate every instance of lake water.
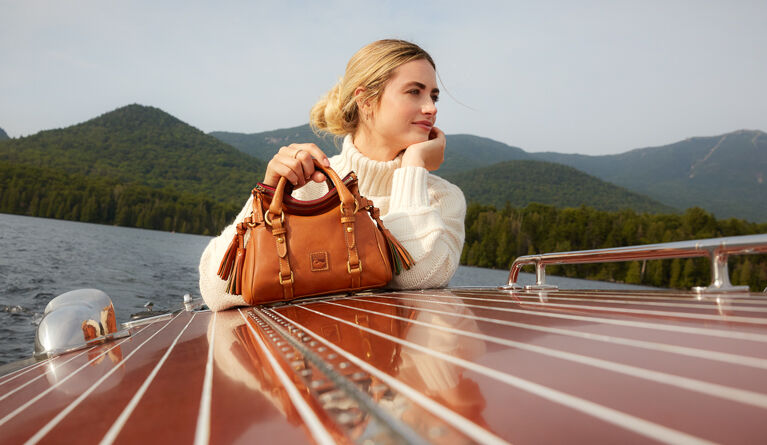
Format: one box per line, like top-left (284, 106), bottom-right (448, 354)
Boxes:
top-left (0, 213), bottom-right (650, 366)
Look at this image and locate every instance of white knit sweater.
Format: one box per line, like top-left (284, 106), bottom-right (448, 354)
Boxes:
top-left (198, 135), bottom-right (466, 311)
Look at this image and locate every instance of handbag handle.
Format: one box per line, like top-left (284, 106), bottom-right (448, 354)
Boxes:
top-left (268, 159), bottom-right (356, 218)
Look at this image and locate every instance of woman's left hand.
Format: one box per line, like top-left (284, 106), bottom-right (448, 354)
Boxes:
top-left (401, 126), bottom-right (446, 171)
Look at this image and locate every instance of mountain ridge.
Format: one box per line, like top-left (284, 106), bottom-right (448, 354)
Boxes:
top-left (0, 104), bottom-right (266, 203)
top-left (211, 124), bottom-right (765, 220)
top-left (530, 129), bottom-right (766, 221)
top-left (443, 160), bottom-right (674, 213)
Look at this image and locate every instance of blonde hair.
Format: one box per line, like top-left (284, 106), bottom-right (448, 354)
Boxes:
top-left (310, 39), bottom-right (435, 136)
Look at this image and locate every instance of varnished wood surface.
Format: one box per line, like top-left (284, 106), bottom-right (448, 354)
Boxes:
top-left (1, 288), bottom-right (766, 444)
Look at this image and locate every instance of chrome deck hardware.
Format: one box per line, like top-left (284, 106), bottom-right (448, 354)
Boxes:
top-left (502, 234), bottom-right (767, 293)
top-left (34, 289), bottom-right (129, 358)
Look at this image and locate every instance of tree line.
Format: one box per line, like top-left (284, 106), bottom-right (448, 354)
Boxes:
top-left (0, 161), bottom-right (239, 235)
top-left (462, 202), bottom-right (767, 291)
top-left (3, 159), bottom-right (765, 291)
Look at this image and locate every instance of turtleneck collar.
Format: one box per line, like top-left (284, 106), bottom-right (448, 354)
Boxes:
top-left (332, 135), bottom-right (402, 197)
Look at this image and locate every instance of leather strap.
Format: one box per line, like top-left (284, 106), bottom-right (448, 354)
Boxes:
top-left (341, 207), bottom-right (361, 288)
top-left (271, 216), bottom-right (294, 300)
top-left (266, 179), bottom-right (294, 300)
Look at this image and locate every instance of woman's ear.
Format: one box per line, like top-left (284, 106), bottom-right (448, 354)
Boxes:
top-left (354, 86), bottom-right (367, 112)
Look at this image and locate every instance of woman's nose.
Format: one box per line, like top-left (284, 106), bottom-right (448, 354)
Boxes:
top-left (422, 100), bottom-right (437, 115)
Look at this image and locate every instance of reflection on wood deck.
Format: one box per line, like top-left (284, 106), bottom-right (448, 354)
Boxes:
top-left (2, 288), bottom-right (767, 444)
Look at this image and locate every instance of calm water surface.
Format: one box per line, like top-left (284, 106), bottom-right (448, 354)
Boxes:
top-left (0, 213), bottom-right (649, 366)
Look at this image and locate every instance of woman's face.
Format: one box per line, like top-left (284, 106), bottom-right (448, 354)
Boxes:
top-left (364, 59), bottom-right (439, 152)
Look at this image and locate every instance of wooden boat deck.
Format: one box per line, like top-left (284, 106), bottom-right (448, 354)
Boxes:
top-left (2, 287), bottom-right (767, 444)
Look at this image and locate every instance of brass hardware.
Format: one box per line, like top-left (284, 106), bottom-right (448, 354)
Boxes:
top-left (339, 200), bottom-right (360, 216)
top-left (347, 260), bottom-right (363, 274)
top-left (278, 271), bottom-right (294, 285)
top-left (264, 209), bottom-right (285, 226)
top-left (277, 237), bottom-right (285, 244)
top-left (346, 227), bottom-right (353, 233)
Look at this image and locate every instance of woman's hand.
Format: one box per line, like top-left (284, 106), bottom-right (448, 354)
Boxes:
top-left (263, 143), bottom-right (331, 188)
top-left (400, 126), bottom-right (446, 171)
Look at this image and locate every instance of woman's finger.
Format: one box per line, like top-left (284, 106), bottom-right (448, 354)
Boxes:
top-left (267, 159), bottom-right (301, 186)
top-left (289, 143), bottom-right (330, 167)
top-left (292, 148), bottom-right (316, 184)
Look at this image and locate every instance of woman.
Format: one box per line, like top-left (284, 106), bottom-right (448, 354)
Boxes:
top-left (199, 39), bottom-right (466, 311)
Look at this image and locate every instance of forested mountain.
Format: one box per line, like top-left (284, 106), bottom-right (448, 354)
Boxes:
top-left (0, 104), bottom-right (266, 234)
top-left (213, 125), bottom-right (766, 221)
top-left (0, 127), bottom-right (8, 140)
top-left (209, 125), bottom-right (530, 174)
top-left (2, 104), bottom-right (764, 288)
top-left (531, 130), bottom-right (767, 221)
top-left (0, 104), bottom-right (265, 203)
top-left (444, 160), bottom-right (674, 213)
top-left (0, 161), bottom-right (233, 234)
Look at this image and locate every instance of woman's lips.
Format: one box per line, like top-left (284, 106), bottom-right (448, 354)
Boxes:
top-left (413, 121), bottom-right (433, 131)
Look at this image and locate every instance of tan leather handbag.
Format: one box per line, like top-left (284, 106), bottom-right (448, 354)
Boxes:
top-left (217, 161), bottom-right (414, 305)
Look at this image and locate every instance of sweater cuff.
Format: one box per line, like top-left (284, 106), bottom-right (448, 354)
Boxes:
top-left (389, 166), bottom-right (429, 210)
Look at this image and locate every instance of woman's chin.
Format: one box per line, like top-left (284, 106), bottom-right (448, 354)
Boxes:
top-left (404, 134), bottom-right (430, 146)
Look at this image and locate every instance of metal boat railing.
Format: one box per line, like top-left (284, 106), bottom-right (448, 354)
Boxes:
top-left (503, 234), bottom-right (767, 293)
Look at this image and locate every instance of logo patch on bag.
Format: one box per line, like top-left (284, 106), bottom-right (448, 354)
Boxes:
top-left (310, 252), bottom-right (329, 271)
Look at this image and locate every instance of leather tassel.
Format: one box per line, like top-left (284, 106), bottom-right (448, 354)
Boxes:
top-left (229, 241), bottom-right (246, 295)
top-left (217, 234), bottom-right (239, 281)
top-left (220, 224), bottom-right (248, 295)
top-left (381, 228), bottom-right (415, 275)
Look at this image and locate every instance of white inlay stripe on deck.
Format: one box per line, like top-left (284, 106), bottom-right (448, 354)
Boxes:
top-left (21, 313), bottom-right (183, 444)
top-left (268, 309), bottom-right (510, 445)
top-left (297, 305), bottom-right (716, 445)
top-left (0, 360), bottom-right (50, 387)
top-left (0, 347), bottom-right (98, 403)
top-left (101, 313), bottom-right (198, 445)
top-left (351, 297), bottom-right (767, 370)
top-left (238, 309), bottom-right (335, 445)
top-left (462, 288), bottom-right (767, 306)
top-left (0, 334), bottom-right (134, 428)
top-left (425, 293), bottom-right (767, 324)
top-left (194, 312), bottom-right (215, 445)
top-left (328, 300), bottom-right (767, 410)
top-left (507, 294), bottom-right (767, 313)
top-left (373, 294), bottom-right (767, 343)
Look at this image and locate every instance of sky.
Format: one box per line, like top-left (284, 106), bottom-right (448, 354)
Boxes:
top-left (1, 0), bottom-right (766, 155)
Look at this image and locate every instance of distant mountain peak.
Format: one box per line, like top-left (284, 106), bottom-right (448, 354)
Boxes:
top-left (82, 103), bottom-right (188, 132)
top-left (0, 127), bottom-right (8, 140)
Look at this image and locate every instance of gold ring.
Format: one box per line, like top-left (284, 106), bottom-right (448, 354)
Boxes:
top-left (293, 149), bottom-right (303, 159)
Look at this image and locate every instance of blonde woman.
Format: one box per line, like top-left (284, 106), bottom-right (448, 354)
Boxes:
top-left (199, 39), bottom-right (466, 311)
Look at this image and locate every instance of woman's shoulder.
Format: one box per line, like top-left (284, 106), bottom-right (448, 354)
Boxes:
top-left (427, 171), bottom-right (465, 198)
top-left (426, 171), bottom-right (466, 216)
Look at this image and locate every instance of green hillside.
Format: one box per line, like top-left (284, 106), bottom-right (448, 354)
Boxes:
top-left (0, 160), bottom-right (236, 234)
top-left (0, 104), bottom-right (266, 235)
top-left (444, 160), bottom-right (674, 213)
top-left (532, 130), bottom-right (767, 221)
top-left (209, 125), bottom-right (529, 175)
top-left (0, 127), bottom-right (8, 140)
top-left (437, 134), bottom-right (530, 175)
top-left (0, 104), bottom-right (266, 204)
top-left (210, 124), bottom-right (341, 160)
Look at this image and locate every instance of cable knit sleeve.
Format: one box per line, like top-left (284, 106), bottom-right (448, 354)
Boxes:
top-left (198, 196), bottom-right (253, 311)
top-left (383, 166), bottom-right (466, 289)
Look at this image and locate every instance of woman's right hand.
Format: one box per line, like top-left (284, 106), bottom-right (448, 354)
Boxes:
top-left (263, 143), bottom-right (331, 188)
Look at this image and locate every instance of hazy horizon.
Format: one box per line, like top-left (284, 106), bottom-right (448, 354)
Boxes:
top-left (2, 1), bottom-right (766, 155)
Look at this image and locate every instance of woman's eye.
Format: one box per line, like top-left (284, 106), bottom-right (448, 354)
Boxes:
top-left (408, 89), bottom-right (420, 95)
top-left (431, 95), bottom-right (439, 103)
